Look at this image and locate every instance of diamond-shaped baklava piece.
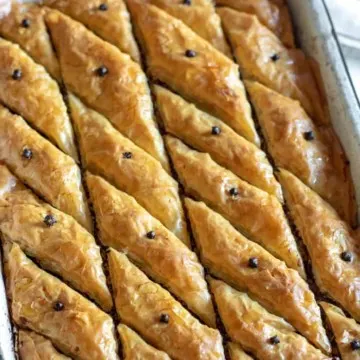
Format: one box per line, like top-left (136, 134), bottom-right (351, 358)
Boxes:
top-left (166, 136), bottom-right (304, 275)
top-left (4, 244), bottom-right (118, 360)
top-left (0, 105), bottom-right (92, 232)
top-left (108, 249), bottom-right (225, 360)
top-left (215, 0), bottom-right (294, 47)
top-left (279, 169), bottom-right (360, 322)
top-left (126, 0), bottom-right (231, 56)
top-left (0, 38), bottom-right (77, 160)
top-left (185, 198), bottom-right (330, 353)
top-left (210, 278), bottom-right (330, 358)
top-left (87, 173), bottom-right (215, 326)
top-left (218, 7), bottom-right (328, 125)
top-left (154, 85), bottom-right (282, 200)
top-left (69, 95), bottom-right (189, 244)
top-left (246, 81), bottom-right (356, 225)
top-left (126, 0), bottom-right (260, 146)
top-left (46, 11), bottom-right (169, 170)
top-left (43, 0), bottom-right (141, 62)
top-left (0, 165), bottom-right (112, 311)
top-left (0, 4), bottom-right (61, 79)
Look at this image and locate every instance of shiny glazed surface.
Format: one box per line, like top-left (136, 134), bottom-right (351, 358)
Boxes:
top-left (0, 105), bottom-right (92, 232)
top-left (167, 136), bottom-right (304, 276)
top-left (185, 198), bottom-right (330, 353)
top-left (69, 95), bottom-right (188, 244)
top-left (247, 81), bottom-right (356, 225)
top-left (19, 330), bottom-right (71, 360)
top-left (0, 166), bottom-right (111, 311)
top-left (108, 249), bottom-right (226, 360)
top-left (215, 0), bottom-right (294, 47)
top-left (0, 38), bottom-right (77, 160)
top-left (279, 169), bottom-right (360, 322)
top-left (43, 0), bottom-right (141, 63)
top-left (86, 173), bottom-right (215, 326)
top-left (0, 3), bottom-right (61, 80)
top-left (118, 324), bottom-right (171, 360)
top-left (126, 0), bottom-right (260, 146)
top-left (218, 8), bottom-right (328, 126)
top-left (211, 279), bottom-right (330, 359)
top-left (154, 85), bottom-right (283, 201)
top-left (5, 244), bottom-right (118, 360)
top-left (128, 0), bottom-right (231, 56)
top-left (321, 302), bottom-right (360, 360)
top-left (46, 12), bottom-right (169, 171)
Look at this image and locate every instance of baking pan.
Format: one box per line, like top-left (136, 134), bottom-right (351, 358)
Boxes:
top-left (1, 0), bottom-right (360, 358)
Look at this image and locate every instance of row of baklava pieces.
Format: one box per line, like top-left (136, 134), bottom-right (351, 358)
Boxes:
top-left (0, 0), bottom-right (359, 359)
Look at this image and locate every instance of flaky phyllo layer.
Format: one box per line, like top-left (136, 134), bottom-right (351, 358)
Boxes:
top-left (0, 1), bottom-right (358, 359)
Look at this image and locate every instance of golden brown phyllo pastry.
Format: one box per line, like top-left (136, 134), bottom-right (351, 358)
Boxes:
top-left (86, 172), bottom-right (215, 326)
top-left (0, 38), bottom-right (77, 160)
top-left (166, 136), bottom-right (304, 276)
top-left (246, 81), bottom-right (355, 225)
top-left (185, 198), bottom-right (330, 353)
top-left (0, 3), bottom-right (61, 80)
top-left (4, 244), bottom-right (118, 360)
top-left (218, 7), bottom-right (328, 125)
top-left (279, 169), bottom-right (360, 322)
top-left (0, 165), bottom-right (112, 311)
top-left (228, 343), bottom-right (253, 360)
top-left (210, 278), bottom-right (330, 359)
top-left (108, 249), bottom-right (226, 360)
top-left (0, 104), bottom-right (92, 232)
top-left (126, 0), bottom-right (260, 146)
top-left (19, 330), bottom-right (70, 360)
top-left (69, 95), bottom-right (189, 245)
top-left (125, 0), bottom-right (231, 56)
top-left (118, 324), bottom-right (171, 360)
top-left (45, 10), bottom-right (169, 171)
top-left (43, 0), bottom-right (141, 63)
top-left (0, 0), bottom-right (358, 357)
top-left (154, 85), bottom-right (283, 201)
top-left (321, 302), bottom-right (360, 360)
top-left (215, 0), bottom-right (294, 47)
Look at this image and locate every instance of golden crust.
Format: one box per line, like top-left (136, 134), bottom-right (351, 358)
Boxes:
top-left (218, 8), bottom-right (329, 125)
top-left (166, 136), bottom-right (304, 276)
top-left (0, 168), bottom-right (111, 311)
top-left (43, 0), bottom-right (141, 63)
top-left (0, 38), bottom-right (77, 160)
top-left (45, 11), bottom-right (169, 171)
top-left (246, 81), bottom-right (356, 225)
top-left (215, 0), bottom-right (294, 47)
top-left (5, 244), bottom-right (118, 360)
top-left (278, 169), bottom-right (360, 322)
top-left (127, 0), bottom-right (231, 56)
top-left (210, 278), bottom-right (330, 359)
top-left (86, 173), bottom-right (215, 326)
top-left (126, 0), bottom-right (260, 146)
top-left (118, 324), bottom-right (171, 360)
top-left (0, 165), bottom-right (41, 208)
top-left (320, 302), bottom-right (360, 360)
top-left (19, 330), bottom-right (70, 360)
top-left (0, 4), bottom-right (61, 80)
top-left (69, 95), bottom-right (189, 245)
top-left (228, 343), bottom-right (253, 360)
top-left (108, 249), bottom-right (225, 360)
top-left (154, 85), bottom-right (282, 201)
top-left (0, 105), bottom-right (92, 232)
top-left (185, 198), bottom-right (330, 353)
